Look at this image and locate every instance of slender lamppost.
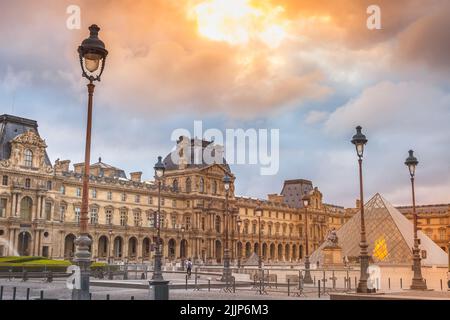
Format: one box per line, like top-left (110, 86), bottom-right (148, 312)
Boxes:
top-left (255, 206), bottom-right (263, 269)
top-left (351, 126), bottom-right (375, 294)
top-left (405, 150), bottom-right (428, 290)
top-left (302, 194), bottom-right (313, 284)
top-left (149, 156), bottom-right (169, 300)
top-left (237, 216), bottom-right (242, 270)
top-left (73, 25), bottom-right (108, 300)
top-left (181, 225), bottom-right (186, 271)
top-left (221, 173), bottom-right (232, 284)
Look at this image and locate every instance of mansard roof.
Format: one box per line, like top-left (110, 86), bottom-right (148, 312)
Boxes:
top-left (0, 114), bottom-right (51, 166)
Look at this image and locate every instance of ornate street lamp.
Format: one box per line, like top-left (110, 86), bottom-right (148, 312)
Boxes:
top-left (237, 216), bottom-right (242, 270)
top-left (221, 173), bottom-right (232, 285)
top-left (405, 150), bottom-right (427, 290)
top-left (73, 25), bottom-right (108, 301)
top-left (181, 225), bottom-right (186, 271)
top-left (149, 156), bottom-right (169, 300)
top-left (351, 126), bottom-right (375, 293)
top-left (302, 194), bottom-right (313, 284)
top-left (255, 206), bottom-right (263, 270)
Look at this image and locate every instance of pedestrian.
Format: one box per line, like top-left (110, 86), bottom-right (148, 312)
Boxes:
top-left (186, 258), bottom-right (193, 279)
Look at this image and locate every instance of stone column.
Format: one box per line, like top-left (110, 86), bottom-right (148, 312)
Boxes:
top-left (11, 193), bottom-right (17, 217)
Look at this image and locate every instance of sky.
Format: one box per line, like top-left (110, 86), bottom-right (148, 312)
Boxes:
top-left (0, 0), bottom-right (449, 208)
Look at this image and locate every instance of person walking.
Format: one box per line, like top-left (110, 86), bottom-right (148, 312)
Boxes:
top-left (186, 258), bottom-right (193, 279)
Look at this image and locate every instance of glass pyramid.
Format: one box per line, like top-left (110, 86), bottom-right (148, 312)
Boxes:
top-left (310, 194), bottom-right (448, 266)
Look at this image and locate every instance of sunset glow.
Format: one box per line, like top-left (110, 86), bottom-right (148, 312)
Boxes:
top-left (190, 0), bottom-right (287, 47)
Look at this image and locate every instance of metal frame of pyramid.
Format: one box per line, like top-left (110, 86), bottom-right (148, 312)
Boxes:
top-left (310, 194), bottom-right (448, 266)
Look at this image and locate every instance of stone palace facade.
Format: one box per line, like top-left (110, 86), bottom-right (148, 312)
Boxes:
top-left (0, 114), bottom-right (448, 265)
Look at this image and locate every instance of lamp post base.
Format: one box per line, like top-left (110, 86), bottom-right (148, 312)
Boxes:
top-left (72, 234), bottom-right (92, 301)
top-left (410, 279), bottom-right (428, 290)
top-left (149, 280), bottom-right (170, 300)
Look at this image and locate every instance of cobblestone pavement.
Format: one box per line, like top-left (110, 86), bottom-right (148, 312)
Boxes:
top-left (0, 278), bottom-right (329, 300)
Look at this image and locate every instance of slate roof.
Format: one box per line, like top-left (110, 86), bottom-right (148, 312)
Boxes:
top-left (0, 114), bottom-right (51, 166)
top-left (280, 179), bottom-right (313, 208)
top-left (163, 137), bottom-right (230, 172)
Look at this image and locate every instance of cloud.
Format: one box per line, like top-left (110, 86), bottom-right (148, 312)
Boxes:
top-left (305, 110), bottom-right (329, 124)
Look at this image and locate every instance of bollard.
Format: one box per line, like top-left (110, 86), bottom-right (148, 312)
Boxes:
top-left (208, 279), bottom-right (211, 292)
top-left (287, 279), bottom-right (290, 296)
top-left (106, 294), bottom-right (110, 300)
top-left (40, 290), bottom-right (44, 300)
top-left (318, 280), bottom-right (321, 298)
top-left (0, 286), bottom-right (3, 300)
top-left (185, 275), bottom-right (188, 291)
top-left (400, 278), bottom-right (403, 289)
top-left (26, 288), bottom-right (30, 300)
top-left (13, 287), bottom-right (17, 300)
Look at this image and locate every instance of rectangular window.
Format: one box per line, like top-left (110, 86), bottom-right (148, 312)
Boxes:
top-left (2, 176), bottom-right (8, 186)
top-left (186, 200), bottom-right (190, 208)
top-left (134, 211), bottom-right (141, 227)
top-left (135, 195), bottom-right (140, 203)
top-left (121, 193), bottom-right (127, 202)
top-left (107, 191), bottom-right (112, 201)
top-left (161, 198), bottom-right (165, 206)
top-left (185, 217), bottom-right (191, 230)
top-left (45, 202), bottom-right (52, 220)
top-left (106, 209), bottom-right (113, 225)
top-left (47, 181), bottom-right (52, 190)
top-left (59, 206), bottom-right (66, 222)
top-left (0, 198), bottom-right (7, 217)
top-left (171, 216), bottom-right (177, 229)
top-left (60, 185), bottom-right (65, 195)
top-left (76, 188), bottom-right (81, 197)
top-left (120, 211), bottom-right (127, 226)
top-left (75, 207), bottom-right (81, 223)
top-left (172, 200), bottom-right (176, 208)
top-left (90, 207), bottom-right (98, 224)
top-left (148, 196), bottom-right (153, 205)
top-left (91, 188), bottom-right (97, 199)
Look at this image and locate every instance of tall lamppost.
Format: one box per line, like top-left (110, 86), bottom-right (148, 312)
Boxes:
top-left (302, 194), bottom-right (313, 284)
top-left (405, 150), bottom-right (428, 290)
top-left (237, 216), bottom-right (242, 270)
top-left (351, 126), bottom-right (375, 294)
top-left (73, 25), bottom-right (108, 300)
top-left (221, 173), bottom-right (232, 284)
top-left (149, 156), bottom-right (169, 300)
top-left (180, 225), bottom-right (186, 271)
top-left (255, 206), bottom-right (263, 269)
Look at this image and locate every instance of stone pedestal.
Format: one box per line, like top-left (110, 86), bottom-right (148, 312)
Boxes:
top-left (322, 246), bottom-right (343, 267)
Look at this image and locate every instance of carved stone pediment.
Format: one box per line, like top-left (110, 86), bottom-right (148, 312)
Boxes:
top-left (12, 130), bottom-right (47, 148)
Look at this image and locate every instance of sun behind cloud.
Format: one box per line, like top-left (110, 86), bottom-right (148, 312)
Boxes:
top-left (188, 0), bottom-right (288, 48)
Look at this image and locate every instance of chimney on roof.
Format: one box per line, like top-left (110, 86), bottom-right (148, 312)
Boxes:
top-left (356, 199), bottom-right (361, 209)
top-left (130, 172), bottom-right (142, 182)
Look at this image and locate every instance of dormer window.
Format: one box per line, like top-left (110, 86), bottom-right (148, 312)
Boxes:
top-left (24, 149), bottom-right (33, 167)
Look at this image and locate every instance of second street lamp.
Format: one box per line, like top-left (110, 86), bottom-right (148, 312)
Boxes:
top-left (149, 156), bottom-right (169, 300)
top-left (73, 24), bottom-right (108, 301)
top-left (405, 150), bottom-right (428, 290)
top-left (351, 126), bottom-right (375, 294)
top-left (302, 194), bottom-right (313, 284)
top-left (222, 173), bottom-right (232, 286)
top-left (237, 216), bottom-right (242, 270)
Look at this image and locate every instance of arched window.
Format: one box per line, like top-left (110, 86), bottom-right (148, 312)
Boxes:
top-left (199, 178), bottom-right (205, 193)
top-left (172, 179), bottom-right (178, 191)
top-left (186, 178), bottom-right (192, 193)
top-left (24, 149), bottom-right (33, 167)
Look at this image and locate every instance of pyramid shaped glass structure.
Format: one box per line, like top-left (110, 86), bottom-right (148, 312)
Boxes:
top-left (310, 194), bottom-right (448, 266)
